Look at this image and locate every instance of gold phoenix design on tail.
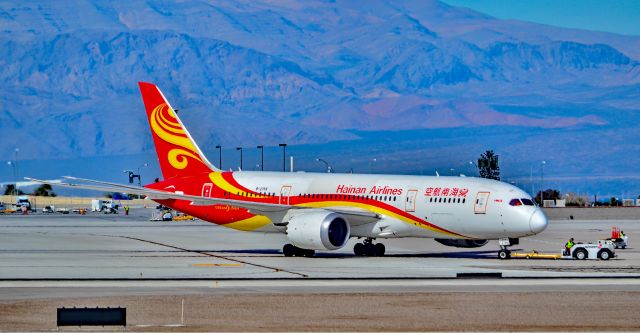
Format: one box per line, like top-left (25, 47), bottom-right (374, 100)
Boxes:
top-left (150, 103), bottom-right (203, 170)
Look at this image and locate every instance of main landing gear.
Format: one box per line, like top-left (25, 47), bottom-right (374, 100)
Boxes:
top-left (353, 238), bottom-right (385, 257)
top-left (283, 244), bottom-right (315, 257)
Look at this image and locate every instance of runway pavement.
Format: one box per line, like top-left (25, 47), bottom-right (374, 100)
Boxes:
top-left (0, 208), bottom-right (638, 281)
top-left (1, 208), bottom-right (639, 331)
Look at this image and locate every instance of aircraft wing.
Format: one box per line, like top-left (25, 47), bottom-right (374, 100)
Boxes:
top-left (25, 177), bottom-right (379, 225)
top-left (26, 177), bottom-right (289, 214)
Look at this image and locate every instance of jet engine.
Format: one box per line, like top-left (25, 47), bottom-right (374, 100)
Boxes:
top-left (286, 210), bottom-right (350, 250)
top-left (434, 238), bottom-right (489, 248)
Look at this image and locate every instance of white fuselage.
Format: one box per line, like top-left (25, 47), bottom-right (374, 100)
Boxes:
top-left (227, 171), bottom-right (547, 240)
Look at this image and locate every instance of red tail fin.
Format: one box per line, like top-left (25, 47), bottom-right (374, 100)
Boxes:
top-left (138, 82), bottom-right (219, 179)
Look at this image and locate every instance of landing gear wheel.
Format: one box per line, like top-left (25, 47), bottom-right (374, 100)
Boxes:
top-left (354, 239), bottom-right (385, 257)
top-left (364, 243), bottom-right (376, 256)
top-left (283, 244), bottom-right (296, 257)
top-left (498, 249), bottom-right (511, 260)
top-left (302, 249), bottom-right (316, 257)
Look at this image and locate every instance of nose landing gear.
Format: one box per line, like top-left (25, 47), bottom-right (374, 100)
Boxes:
top-left (497, 237), bottom-right (518, 260)
top-left (353, 238), bottom-right (385, 256)
top-left (498, 247), bottom-right (511, 259)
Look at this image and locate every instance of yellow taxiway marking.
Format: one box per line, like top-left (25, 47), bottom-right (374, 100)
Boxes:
top-left (191, 263), bottom-right (242, 267)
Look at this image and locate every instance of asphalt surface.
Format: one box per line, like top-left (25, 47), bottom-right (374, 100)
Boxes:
top-left (0, 208), bottom-right (638, 280)
top-left (1, 207), bottom-right (639, 331)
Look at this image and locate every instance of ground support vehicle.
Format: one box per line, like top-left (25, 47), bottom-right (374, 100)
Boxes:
top-left (562, 240), bottom-right (615, 260)
top-left (173, 214), bottom-right (195, 221)
top-left (55, 208), bottom-right (70, 214)
top-left (15, 196), bottom-right (31, 209)
top-left (72, 208), bottom-right (87, 214)
top-left (501, 240), bottom-right (615, 260)
top-left (91, 199), bottom-right (120, 213)
top-left (607, 227), bottom-right (628, 249)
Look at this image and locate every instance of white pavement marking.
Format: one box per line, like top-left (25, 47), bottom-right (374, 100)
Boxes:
top-left (1, 278), bottom-right (640, 289)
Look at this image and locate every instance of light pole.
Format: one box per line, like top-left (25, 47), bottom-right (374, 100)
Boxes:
top-left (236, 147), bottom-right (243, 170)
top-left (279, 144), bottom-right (287, 172)
top-left (257, 145), bottom-right (264, 171)
top-left (7, 161), bottom-right (16, 196)
top-left (540, 160), bottom-right (546, 206)
top-left (13, 148), bottom-right (19, 193)
top-left (316, 158), bottom-right (332, 173)
top-left (123, 170), bottom-right (139, 185)
top-left (215, 145), bottom-right (222, 170)
top-left (369, 158), bottom-right (377, 173)
top-left (468, 161), bottom-right (478, 176)
top-left (530, 165), bottom-right (534, 196)
top-left (136, 163), bottom-right (148, 186)
top-left (450, 168), bottom-right (455, 176)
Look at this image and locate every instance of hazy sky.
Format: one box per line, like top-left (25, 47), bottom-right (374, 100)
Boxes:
top-left (442, 0), bottom-right (640, 36)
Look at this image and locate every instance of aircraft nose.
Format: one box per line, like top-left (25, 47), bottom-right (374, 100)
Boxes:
top-left (529, 209), bottom-right (548, 234)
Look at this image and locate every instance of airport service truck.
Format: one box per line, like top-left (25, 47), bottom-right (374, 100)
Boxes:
top-left (15, 196), bottom-right (31, 209)
top-left (91, 199), bottom-right (119, 213)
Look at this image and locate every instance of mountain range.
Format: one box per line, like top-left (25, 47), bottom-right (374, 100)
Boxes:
top-left (1, 0), bottom-right (639, 196)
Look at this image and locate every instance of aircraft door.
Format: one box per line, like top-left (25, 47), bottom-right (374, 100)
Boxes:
top-left (280, 185), bottom-right (292, 205)
top-left (202, 183), bottom-right (213, 197)
top-left (405, 189), bottom-right (418, 212)
top-left (474, 192), bottom-right (490, 214)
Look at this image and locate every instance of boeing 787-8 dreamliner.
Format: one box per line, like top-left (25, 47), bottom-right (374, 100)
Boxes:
top-left (30, 82), bottom-right (547, 259)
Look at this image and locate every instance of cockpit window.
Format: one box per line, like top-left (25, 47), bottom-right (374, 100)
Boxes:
top-left (509, 198), bottom-right (522, 206)
top-left (521, 198), bottom-right (535, 206)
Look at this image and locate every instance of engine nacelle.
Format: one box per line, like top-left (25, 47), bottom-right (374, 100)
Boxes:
top-left (286, 210), bottom-right (350, 250)
top-left (435, 238), bottom-right (489, 248)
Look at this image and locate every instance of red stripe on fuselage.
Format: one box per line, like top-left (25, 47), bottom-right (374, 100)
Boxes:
top-left (221, 172), bottom-right (257, 194)
top-left (147, 172), bottom-right (463, 236)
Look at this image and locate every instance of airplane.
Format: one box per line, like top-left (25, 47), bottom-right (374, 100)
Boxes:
top-left (29, 82), bottom-right (548, 259)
